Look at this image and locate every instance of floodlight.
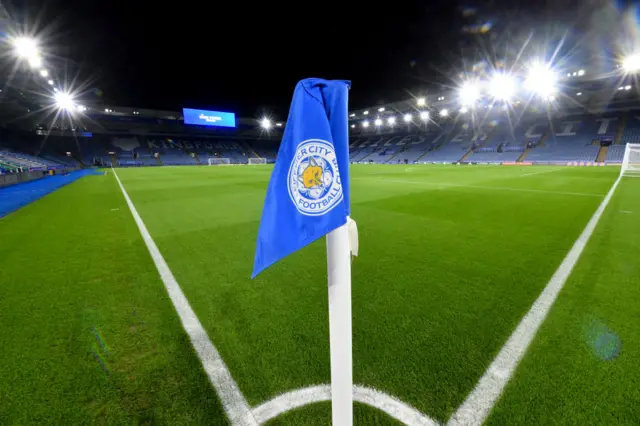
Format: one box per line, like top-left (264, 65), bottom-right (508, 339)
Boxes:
top-left (490, 73), bottom-right (516, 101)
top-left (54, 92), bottom-right (74, 111)
top-left (39, 69), bottom-right (48, 77)
top-left (439, 109), bottom-right (449, 117)
top-left (404, 114), bottom-right (412, 122)
top-left (387, 117), bottom-right (396, 125)
top-left (260, 118), bottom-right (272, 129)
top-left (350, 124), bottom-right (356, 128)
top-left (362, 120), bottom-right (369, 128)
top-left (363, 110), bottom-right (369, 115)
top-left (374, 118), bottom-right (382, 126)
top-left (47, 79), bottom-right (54, 85)
top-left (459, 82), bottom-right (480, 106)
top-left (28, 55), bottom-right (42, 68)
top-left (419, 111), bottom-right (429, 120)
top-left (417, 97), bottom-right (426, 106)
top-left (13, 37), bottom-right (38, 59)
top-left (623, 54), bottom-right (640, 73)
top-left (525, 63), bottom-right (557, 98)
top-left (460, 107), bottom-right (469, 113)
top-left (378, 107), bottom-right (385, 112)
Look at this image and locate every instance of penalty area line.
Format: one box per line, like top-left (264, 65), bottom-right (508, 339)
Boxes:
top-left (112, 168), bottom-right (257, 426)
top-left (519, 168), bottom-right (565, 177)
top-left (355, 177), bottom-right (604, 198)
top-left (448, 174), bottom-right (623, 426)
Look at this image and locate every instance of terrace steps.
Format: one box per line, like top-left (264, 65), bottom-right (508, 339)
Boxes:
top-left (517, 148), bottom-right (531, 162)
top-left (459, 149), bottom-right (474, 162)
top-left (413, 148), bottom-right (432, 163)
top-left (385, 150), bottom-right (403, 163)
top-left (241, 141), bottom-right (261, 159)
top-left (596, 145), bottom-right (609, 162)
top-left (614, 112), bottom-right (627, 144)
top-left (536, 126), bottom-right (552, 147)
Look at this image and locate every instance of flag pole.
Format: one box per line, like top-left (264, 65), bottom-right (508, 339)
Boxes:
top-left (326, 222), bottom-right (353, 426)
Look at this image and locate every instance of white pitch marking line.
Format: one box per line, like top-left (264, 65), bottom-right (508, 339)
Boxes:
top-left (519, 168), bottom-right (565, 177)
top-left (111, 166), bottom-right (622, 426)
top-left (112, 168), bottom-right (257, 426)
top-left (448, 174), bottom-right (623, 426)
top-left (356, 177), bottom-right (604, 198)
top-left (251, 385), bottom-right (439, 426)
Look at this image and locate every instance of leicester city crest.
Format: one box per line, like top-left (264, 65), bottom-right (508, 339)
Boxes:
top-left (287, 139), bottom-right (343, 216)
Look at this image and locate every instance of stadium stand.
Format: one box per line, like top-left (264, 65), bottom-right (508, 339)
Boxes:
top-left (620, 111), bottom-right (640, 145)
top-left (420, 122), bottom-right (488, 163)
top-left (2, 99), bottom-right (640, 169)
top-left (525, 114), bottom-right (617, 163)
top-left (0, 110), bottom-right (634, 168)
top-left (147, 138), bottom-right (196, 165)
top-left (249, 139), bottom-right (279, 162)
top-left (385, 133), bottom-right (440, 164)
top-left (605, 144), bottom-right (626, 163)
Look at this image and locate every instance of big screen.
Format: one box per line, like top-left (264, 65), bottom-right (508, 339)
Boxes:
top-left (183, 108), bottom-right (236, 128)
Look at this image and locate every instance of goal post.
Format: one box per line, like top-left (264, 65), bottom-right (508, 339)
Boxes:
top-left (621, 143), bottom-right (640, 177)
top-left (248, 157), bottom-right (267, 165)
top-left (208, 158), bottom-right (231, 166)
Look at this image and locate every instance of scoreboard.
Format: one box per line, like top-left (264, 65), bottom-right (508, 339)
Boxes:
top-left (183, 108), bottom-right (236, 128)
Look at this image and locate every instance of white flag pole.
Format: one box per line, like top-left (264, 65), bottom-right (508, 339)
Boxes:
top-left (326, 222), bottom-right (353, 426)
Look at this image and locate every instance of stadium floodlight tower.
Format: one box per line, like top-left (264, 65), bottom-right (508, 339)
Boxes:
top-left (621, 143), bottom-right (640, 177)
top-left (208, 158), bottom-right (231, 165)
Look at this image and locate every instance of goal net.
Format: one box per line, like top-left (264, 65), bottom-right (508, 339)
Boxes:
top-left (248, 157), bottom-right (267, 165)
top-left (208, 158), bottom-right (231, 166)
top-left (621, 143), bottom-right (640, 177)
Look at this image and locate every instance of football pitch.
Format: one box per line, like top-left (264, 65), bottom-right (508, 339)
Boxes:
top-left (2, 164), bottom-right (639, 425)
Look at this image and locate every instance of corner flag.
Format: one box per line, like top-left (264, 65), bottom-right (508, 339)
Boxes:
top-left (252, 78), bottom-right (355, 425)
top-left (252, 78), bottom-right (352, 277)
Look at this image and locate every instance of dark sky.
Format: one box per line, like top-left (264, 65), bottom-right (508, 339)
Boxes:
top-left (6, 0), bottom-right (604, 119)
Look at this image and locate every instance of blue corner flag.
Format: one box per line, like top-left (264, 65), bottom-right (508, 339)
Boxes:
top-left (252, 78), bottom-right (351, 278)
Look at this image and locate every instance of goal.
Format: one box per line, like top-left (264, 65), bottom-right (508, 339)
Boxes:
top-left (621, 143), bottom-right (640, 177)
top-left (248, 157), bottom-right (267, 165)
top-left (208, 158), bottom-right (231, 166)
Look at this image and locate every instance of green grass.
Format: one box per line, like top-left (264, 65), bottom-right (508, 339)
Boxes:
top-left (487, 175), bottom-right (640, 425)
top-left (0, 173), bottom-right (226, 424)
top-left (2, 164), bottom-right (638, 425)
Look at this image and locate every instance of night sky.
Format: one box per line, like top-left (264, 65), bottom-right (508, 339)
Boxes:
top-left (5, 0), bottom-right (605, 119)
